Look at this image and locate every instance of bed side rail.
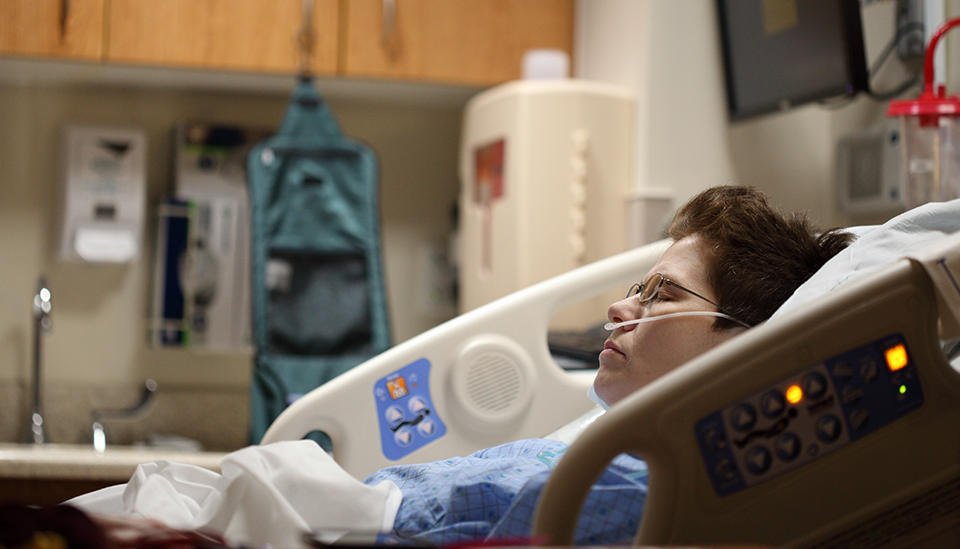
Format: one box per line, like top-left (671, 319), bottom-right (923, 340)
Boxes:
top-left (262, 240), bottom-right (670, 480)
top-left (534, 232), bottom-right (960, 547)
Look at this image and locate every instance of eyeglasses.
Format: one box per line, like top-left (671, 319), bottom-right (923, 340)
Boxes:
top-left (625, 273), bottom-right (751, 328)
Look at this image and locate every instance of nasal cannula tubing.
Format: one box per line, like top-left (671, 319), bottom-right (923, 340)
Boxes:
top-left (604, 311), bottom-right (749, 331)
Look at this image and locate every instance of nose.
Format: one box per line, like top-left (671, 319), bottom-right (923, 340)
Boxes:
top-left (607, 296), bottom-right (640, 331)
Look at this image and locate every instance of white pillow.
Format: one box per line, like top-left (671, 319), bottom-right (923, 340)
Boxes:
top-left (771, 199), bottom-right (960, 320)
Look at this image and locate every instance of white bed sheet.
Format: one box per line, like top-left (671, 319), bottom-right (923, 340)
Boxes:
top-left (70, 440), bottom-right (401, 549)
top-left (773, 199), bottom-right (960, 320)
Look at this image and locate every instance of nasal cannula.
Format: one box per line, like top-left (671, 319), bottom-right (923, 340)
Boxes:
top-left (604, 311), bottom-right (748, 331)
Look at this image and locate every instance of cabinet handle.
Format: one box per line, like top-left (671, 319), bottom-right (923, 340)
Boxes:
top-left (299, 0), bottom-right (315, 77)
top-left (381, 0), bottom-right (396, 47)
top-left (59, 0), bottom-right (70, 42)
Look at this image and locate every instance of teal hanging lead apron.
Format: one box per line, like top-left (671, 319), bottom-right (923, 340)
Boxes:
top-left (247, 78), bottom-right (391, 444)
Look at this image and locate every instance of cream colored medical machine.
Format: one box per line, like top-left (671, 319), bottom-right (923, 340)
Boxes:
top-left (535, 232), bottom-right (960, 548)
top-left (458, 80), bottom-right (634, 327)
top-left (262, 239), bottom-right (668, 480)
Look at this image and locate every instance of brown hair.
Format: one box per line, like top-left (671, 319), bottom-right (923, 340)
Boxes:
top-left (667, 186), bottom-right (853, 330)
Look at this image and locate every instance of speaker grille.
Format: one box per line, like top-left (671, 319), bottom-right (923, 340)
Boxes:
top-left (465, 352), bottom-right (522, 413)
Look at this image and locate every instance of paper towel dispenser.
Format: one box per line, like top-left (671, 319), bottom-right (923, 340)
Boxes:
top-left (59, 125), bottom-right (147, 263)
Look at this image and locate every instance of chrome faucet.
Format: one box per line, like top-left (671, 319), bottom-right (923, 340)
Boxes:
top-left (92, 379), bottom-right (158, 453)
top-left (28, 277), bottom-right (52, 444)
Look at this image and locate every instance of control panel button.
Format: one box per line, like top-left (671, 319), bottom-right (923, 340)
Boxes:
top-left (775, 433), bottom-right (801, 461)
top-left (408, 396), bottom-right (428, 413)
top-left (385, 406), bottom-right (404, 426)
top-left (841, 385), bottom-right (864, 405)
top-left (860, 357), bottom-right (879, 383)
top-left (804, 372), bottom-right (828, 400)
top-left (394, 427), bottom-right (413, 446)
top-left (732, 404), bottom-right (757, 432)
top-left (745, 446), bottom-right (772, 475)
top-left (850, 407), bottom-right (870, 431)
top-left (831, 361), bottom-right (853, 380)
top-left (703, 427), bottom-right (727, 452)
top-left (417, 419), bottom-right (437, 437)
top-left (761, 391), bottom-right (786, 418)
top-left (816, 415), bottom-right (843, 442)
top-left (715, 458), bottom-right (738, 481)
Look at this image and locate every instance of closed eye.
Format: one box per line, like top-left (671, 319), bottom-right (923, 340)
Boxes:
top-left (656, 282), bottom-right (684, 301)
top-left (649, 289), bottom-right (674, 302)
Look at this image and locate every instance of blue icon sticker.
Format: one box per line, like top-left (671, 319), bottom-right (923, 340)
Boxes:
top-left (374, 358), bottom-right (447, 461)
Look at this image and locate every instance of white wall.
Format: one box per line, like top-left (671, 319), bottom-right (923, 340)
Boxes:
top-left (0, 82), bottom-right (463, 394)
top-left (575, 0), bottom-right (735, 231)
top-left (576, 0), bottom-right (958, 230)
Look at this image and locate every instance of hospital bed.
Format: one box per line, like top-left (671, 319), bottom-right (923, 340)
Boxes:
top-left (261, 239), bottom-right (669, 480)
top-left (534, 226), bottom-right (960, 547)
top-left (264, 197), bottom-right (960, 547)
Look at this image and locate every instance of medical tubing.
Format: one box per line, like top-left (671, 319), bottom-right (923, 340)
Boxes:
top-left (923, 18), bottom-right (960, 93)
top-left (604, 311), bottom-right (747, 331)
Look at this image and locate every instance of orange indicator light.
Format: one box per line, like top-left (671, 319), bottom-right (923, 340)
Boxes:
top-left (785, 385), bottom-right (803, 404)
top-left (885, 344), bottom-right (909, 372)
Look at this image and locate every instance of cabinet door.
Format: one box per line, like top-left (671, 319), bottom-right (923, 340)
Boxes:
top-left (342, 0), bottom-right (574, 86)
top-left (0, 0), bottom-right (104, 60)
top-left (106, 0), bottom-right (339, 75)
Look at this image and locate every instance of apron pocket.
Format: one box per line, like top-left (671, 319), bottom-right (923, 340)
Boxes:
top-left (266, 250), bottom-right (373, 356)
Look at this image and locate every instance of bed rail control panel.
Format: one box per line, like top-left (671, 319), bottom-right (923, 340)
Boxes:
top-left (374, 358), bottom-right (447, 461)
top-left (696, 333), bottom-right (924, 496)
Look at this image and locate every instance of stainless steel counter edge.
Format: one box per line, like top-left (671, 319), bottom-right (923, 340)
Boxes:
top-left (0, 443), bottom-right (226, 481)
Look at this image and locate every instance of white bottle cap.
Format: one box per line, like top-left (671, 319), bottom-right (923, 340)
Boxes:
top-left (522, 49), bottom-right (570, 80)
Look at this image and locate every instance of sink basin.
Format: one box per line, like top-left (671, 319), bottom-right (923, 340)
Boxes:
top-left (0, 443), bottom-right (226, 482)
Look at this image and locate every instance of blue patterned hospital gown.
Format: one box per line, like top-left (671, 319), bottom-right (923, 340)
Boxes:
top-left (364, 439), bottom-right (648, 546)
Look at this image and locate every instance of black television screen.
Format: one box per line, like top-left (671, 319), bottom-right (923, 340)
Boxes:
top-left (717, 0), bottom-right (869, 121)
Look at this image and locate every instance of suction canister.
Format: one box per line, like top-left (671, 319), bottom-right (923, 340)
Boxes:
top-left (887, 18), bottom-right (960, 208)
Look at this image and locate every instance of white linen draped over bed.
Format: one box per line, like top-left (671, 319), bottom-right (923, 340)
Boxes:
top-left (69, 440), bottom-right (402, 549)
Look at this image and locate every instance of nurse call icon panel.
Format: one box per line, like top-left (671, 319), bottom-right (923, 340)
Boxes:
top-left (696, 333), bottom-right (923, 497)
top-left (375, 358), bottom-right (447, 461)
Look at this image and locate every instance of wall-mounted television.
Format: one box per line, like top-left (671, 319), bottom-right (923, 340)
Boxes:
top-left (717, 0), bottom-right (869, 121)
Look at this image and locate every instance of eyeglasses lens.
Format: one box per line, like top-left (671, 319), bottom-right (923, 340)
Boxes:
top-left (639, 273), bottom-right (662, 302)
top-left (626, 273), bottom-right (663, 302)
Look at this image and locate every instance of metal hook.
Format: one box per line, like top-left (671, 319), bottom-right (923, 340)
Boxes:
top-left (382, 0), bottom-right (397, 49)
top-left (298, 0), bottom-right (315, 79)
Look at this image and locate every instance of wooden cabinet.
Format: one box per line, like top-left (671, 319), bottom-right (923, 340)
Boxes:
top-left (0, 477), bottom-right (116, 506)
top-left (106, 0), bottom-right (339, 76)
top-left (0, 0), bottom-right (574, 87)
top-left (342, 0), bottom-right (574, 86)
top-left (0, 0), bottom-right (104, 60)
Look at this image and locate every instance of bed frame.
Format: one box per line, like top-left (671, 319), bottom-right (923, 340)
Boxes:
top-left (534, 232), bottom-right (960, 548)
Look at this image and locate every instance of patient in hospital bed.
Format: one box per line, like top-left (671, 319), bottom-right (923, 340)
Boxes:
top-left (68, 185), bottom-right (855, 547)
top-left (365, 185), bottom-right (854, 545)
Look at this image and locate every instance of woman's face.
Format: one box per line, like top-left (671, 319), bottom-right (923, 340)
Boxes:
top-left (594, 235), bottom-right (742, 406)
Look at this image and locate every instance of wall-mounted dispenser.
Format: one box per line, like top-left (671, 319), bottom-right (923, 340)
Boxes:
top-left (59, 125), bottom-right (147, 263)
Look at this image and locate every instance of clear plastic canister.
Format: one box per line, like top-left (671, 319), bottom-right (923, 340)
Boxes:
top-left (896, 110), bottom-right (960, 208)
top-left (888, 18), bottom-right (960, 209)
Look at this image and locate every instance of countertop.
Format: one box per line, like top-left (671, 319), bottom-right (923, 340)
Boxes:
top-left (0, 443), bottom-right (226, 482)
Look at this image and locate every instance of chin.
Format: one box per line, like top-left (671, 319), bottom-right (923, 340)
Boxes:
top-left (592, 384), bottom-right (620, 407)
